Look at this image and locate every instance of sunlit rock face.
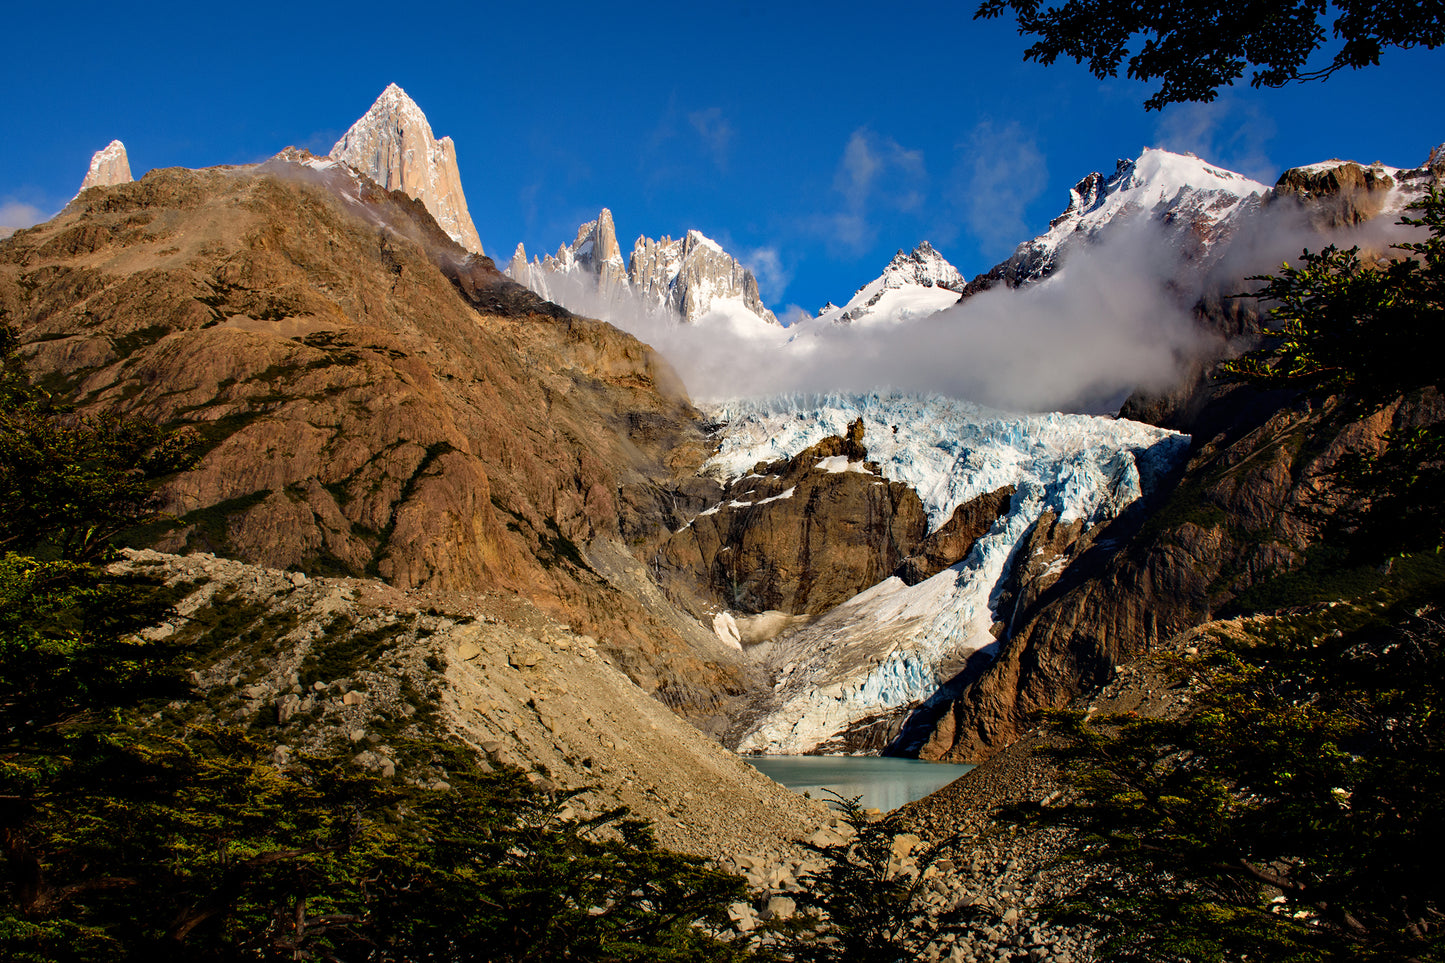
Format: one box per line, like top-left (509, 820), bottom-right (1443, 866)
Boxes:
top-left (507, 212), bottom-right (779, 330)
top-left (628, 229), bottom-right (778, 326)
top-left (79, 139), bottom-right (133, 192)
top-left (331, 83), bottom-right (485, 255)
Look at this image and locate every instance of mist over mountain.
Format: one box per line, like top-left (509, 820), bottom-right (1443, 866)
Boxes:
top-left (517, 146), bottom-right (1434, 412)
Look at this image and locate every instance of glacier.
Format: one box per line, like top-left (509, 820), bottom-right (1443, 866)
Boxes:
top-left (704, 393), bottom-right (1190, 755)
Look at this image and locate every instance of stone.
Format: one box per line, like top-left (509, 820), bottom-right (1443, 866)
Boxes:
top-left (330, 84), bottom-right (485, 255)
top-left (727, 902), bottom-right (757, 933)
top-left (77, 140), bottom-right (132, 194)
top-left (276, 693), bottom-right (301, 723)
top-left (763, 895), bottom-right (796, 920)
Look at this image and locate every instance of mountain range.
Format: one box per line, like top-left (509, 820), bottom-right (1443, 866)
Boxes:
top-left (11, 82), bottom-right (1443, 781)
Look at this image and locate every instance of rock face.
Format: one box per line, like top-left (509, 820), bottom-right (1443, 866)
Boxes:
top-left (509, 213), bottom-right (779, 328)
top-left (629, 229), bottom-right (778, 325)
top-left (0, 160), bottom-right (756, 724)
top-left (523, 208), bottom-right (631, 302)
top-left (331, 83), bottom-right (485, 256)
top-left (78, 139), bottom-right (133, 193)
top-left (896, 485), bottom-right (1015, 587)
top-left (1267, 147), bottom-right (1444, 228)
top-left (655, 420), bottom-right (933, 617)
top-left (919, 384), bottom-right (1445, 761)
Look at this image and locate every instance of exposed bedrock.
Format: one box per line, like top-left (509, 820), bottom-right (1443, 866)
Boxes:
top-left (651, 419), bottom-right (1014, 622)
top-left (0, 164), bottom-right (751, 725)
top-left (920, 383), bottom-right (1445, 762)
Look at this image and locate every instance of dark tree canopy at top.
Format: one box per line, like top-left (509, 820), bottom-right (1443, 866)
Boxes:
top-left (976, 0), bottom-right (1445, 109)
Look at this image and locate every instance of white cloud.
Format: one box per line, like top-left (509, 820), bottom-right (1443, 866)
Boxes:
top-left (519, 197), bottom-right (1422, 415)
top-left (741, 246), bottom-right (792, 302)
top-left (947, 120), bottom-right (1048, 259)
top-left (0, 200), bottom-right (47, 229)
top-left (1153, 96), bottom-right (1279, 183)
top-left (818, 128), bottom-right (926, 254)
top-left (688, 108), bottom-right (734, 170)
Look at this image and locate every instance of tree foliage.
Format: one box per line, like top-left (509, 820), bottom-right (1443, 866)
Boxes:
top-left (1222, 190), bottom-right (1444, 400)
top-left (1032, 577), bottom-right (1445, 961)
top-left (1221, 189), bottom-right (1445, 558)
top-left (976, 0), bottom-right (1445, 109)
top-left (781, 793), bottom-right (969, 963)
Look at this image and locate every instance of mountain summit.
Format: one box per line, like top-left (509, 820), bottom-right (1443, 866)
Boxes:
top-left (331, 84), bottom-right (485, 256)
top-left (811, 240), bottom-right (965, 327)
top-left (509, 212), bottom-right (779, 329)
top-left (77, 139), bottom-right (132, 194)
top-left (629, 229), bottom-right (778, 326)
top-left (964, 147), bottom-right (1268, 295)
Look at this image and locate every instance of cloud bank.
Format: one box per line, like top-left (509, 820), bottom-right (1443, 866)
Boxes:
top-left (0, 200), bottom-right (46, 230)
top-left (531, 200), bottom-right (1422, 414)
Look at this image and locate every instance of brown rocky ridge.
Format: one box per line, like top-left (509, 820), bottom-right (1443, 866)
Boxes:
top-left (0, 158), bottom-right (754, 730)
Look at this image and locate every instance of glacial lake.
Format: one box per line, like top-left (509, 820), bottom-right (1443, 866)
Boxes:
top-left (744, 755), bottom-right (976, 813)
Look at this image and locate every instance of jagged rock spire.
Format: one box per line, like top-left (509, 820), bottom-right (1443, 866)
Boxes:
top-left (628, 229), bottom-right (778, 325)
top-left (79, 140), bottom-right (132, 193)
top-left (331, 84), bottom-right (484, 256)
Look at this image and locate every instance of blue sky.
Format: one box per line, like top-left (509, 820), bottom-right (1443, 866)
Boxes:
top-left (4, 1), bottom-right (1441, 318)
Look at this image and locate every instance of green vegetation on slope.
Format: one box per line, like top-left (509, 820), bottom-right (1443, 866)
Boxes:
top-left (1024, 192), bottom-right (1445, 961)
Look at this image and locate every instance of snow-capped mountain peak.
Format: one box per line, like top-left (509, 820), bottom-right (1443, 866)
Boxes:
top-left (964, 147), bottom-right (1269, 296)
top-left (507, 212), bottom-right (780, 331)
top-left (807, 240), bottom-right (966, 328)
top-left (1045, 148), bottom-right (1267, 247)
top-left (330, 84), bottom-right (484, 255)
top-left (880, 240), bottom-right (965, 291)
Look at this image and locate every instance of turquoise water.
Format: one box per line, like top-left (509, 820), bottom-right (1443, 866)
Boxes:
top-left (744, 755), bottom-right (976, 813)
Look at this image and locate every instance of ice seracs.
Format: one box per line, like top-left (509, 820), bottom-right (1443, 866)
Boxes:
top-left (703, 393), bottom-right (1190, 755)
top-left (78, 139), bottom-right (133, 194)
top-left (331, 83), bottom-right (485, 256)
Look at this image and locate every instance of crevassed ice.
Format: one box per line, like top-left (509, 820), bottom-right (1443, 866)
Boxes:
top-left (709, 393), bottom-right (1190, 755)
